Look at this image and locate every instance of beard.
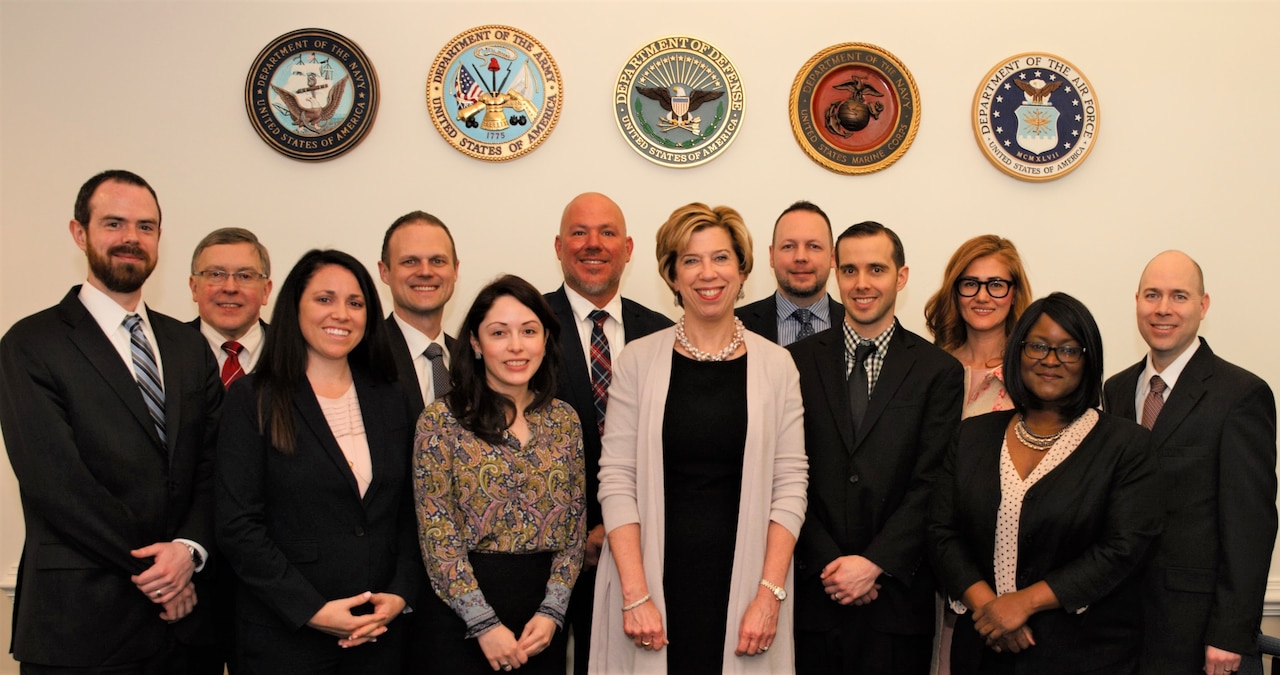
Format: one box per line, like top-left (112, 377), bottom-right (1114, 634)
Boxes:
top-left (86, 240), bottom-right (155, 293)
top-left (778, 273), bottom-right (826, 300)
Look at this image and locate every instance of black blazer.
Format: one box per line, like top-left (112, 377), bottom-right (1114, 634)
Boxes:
top-left (383, 313), bottom-right (456, 423)
top-left (929, 410), bottom-right (1161, 674)
top-left (544, 286), bottom-right (672, 529)
top-left (787, 321), bottom-right (963, 635)
top-left (735, 292), bottom-right (844, 344)
top-left (1103, 339), bottom-right (1277, 668)
top-left (0, 287), bottom-right (223, 667)
top-left (214, 368), bottom-right (422, 632)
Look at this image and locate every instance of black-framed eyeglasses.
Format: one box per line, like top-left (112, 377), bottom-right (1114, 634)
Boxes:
top-left (1021, 341), bottom-right (1085, 364)
top-left (193, 269), bottom-right (268, 285)
top-left (956, 277), bottom-right (1013, 298)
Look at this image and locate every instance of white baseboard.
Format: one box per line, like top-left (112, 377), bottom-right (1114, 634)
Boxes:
top-left (2, 563), bottom-right (14, 599)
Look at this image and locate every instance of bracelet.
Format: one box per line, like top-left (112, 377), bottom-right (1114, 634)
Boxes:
top-left (621, 594), bottom-right (651, 612)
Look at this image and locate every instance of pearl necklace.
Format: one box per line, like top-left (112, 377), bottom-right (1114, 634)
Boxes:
top-left (1014, 414), bottom-right (1066, 451)
top-left (676, 317), bottom-right (745, 362)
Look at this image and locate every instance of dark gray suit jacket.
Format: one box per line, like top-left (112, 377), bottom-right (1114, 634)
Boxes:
top-left (1103, 338), bottom-right (1277, 669)
top-left (1, 287), bottom-right (223, 667)
top-left (736, 292), bottom-right (844, 345)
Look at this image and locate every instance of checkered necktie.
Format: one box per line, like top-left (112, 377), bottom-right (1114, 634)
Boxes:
top-left (1141, 375), bottom-right (1166, 430)
top-left (221, 341), bottom-right (245, 388)
top-left (125, 314), bottom-right (166, 444)
top-left (587, 310), bottom-right (612, 437)
top-left (793, 308), bottom-right (816, 340)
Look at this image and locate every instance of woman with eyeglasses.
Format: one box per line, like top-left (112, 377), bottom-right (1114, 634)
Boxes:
top-left (928, 292), bottom-right (1161, 674)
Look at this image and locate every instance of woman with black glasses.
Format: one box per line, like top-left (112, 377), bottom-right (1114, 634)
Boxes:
top-left (929, 292), bottom-right (1161, 674)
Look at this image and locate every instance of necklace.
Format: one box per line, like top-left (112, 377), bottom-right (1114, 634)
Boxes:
top-left (1014, 414), bottom-right (1066, 451)
top-left (676, 316), bottom-right (745, 362)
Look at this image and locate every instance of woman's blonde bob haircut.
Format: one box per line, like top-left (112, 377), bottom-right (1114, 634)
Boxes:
top-left (654, 202), bottom-right (754, 307)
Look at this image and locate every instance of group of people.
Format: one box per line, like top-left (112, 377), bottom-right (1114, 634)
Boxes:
top-left (0, 169), bottom-right (1274, 675)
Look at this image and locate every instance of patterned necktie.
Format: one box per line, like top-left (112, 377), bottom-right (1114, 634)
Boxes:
top-left (125, 314), bottom-right (166, 444)
top-left (848, 342), bottom-right (874, 433)
top-left (587, 310), bottom-right (612, 437)
top-left (221, 341), bottom-right (245, 388)
top-left (1141, 374), bottom-right (1167, 430)
top-left (793, 307), bottom-right (816, 340)
top-left (424, 342), bottom-right (450, 401)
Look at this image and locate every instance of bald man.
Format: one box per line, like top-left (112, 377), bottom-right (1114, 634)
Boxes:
top-left (1103, 251), bottom-right (1277, 675)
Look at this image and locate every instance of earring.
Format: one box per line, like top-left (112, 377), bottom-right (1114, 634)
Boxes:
top-left (474, 352), bottom-right (482, 360)
top-left (737, 286), bottom-right (745, 300)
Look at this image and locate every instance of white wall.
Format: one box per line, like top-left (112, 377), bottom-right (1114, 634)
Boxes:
top-left (3, 0), bottom-right (1278, 669)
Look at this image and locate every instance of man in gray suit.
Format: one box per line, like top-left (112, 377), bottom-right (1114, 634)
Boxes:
top-left (736, 200), bottom-right (841, 346)
top-left (1103, 251), bottom-right (1276, 675)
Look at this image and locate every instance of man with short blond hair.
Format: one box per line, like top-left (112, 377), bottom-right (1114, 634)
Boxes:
top-left (188, 227), bottom-right (272, 388)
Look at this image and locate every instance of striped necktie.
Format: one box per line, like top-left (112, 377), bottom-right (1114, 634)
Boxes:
top-left (125, 314), bottom-right (166, 444)
top-left (587, 310), bottom-right (612, 437)
top-left (1141, 375), bottom-right (1166, 430)
top-left (221, 341), bottom-right (245, 388)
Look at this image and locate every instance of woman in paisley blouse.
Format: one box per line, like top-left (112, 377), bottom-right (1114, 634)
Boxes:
top-left (413, 274), bottom-right (586, 674)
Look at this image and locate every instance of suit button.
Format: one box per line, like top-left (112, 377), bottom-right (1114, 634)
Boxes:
top-left (848, 474), bottom-right (859, 484)
top-left (354, 527), bottom-right (365, 537)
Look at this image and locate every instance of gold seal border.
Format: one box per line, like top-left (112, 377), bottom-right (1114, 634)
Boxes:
top-left (788, 42), bottom-right (921, 176)
top-left (971, 52), bottom-right (1100, 182)
top-left (612, 35), bottom-right (747, 169)
top-left (425, 24), bottom-right (563, 162)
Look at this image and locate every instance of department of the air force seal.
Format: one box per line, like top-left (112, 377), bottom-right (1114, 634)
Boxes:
top-left (789, 43), bottom-right (920, 175)
top-left (614, 36), bottom-right (745, 168)
top-left (973, 53), bottom-right (1099, 181)
top-left (426, 25), bottom-right (562, 162)
top-left (244, 28), bottom-right (379, 161)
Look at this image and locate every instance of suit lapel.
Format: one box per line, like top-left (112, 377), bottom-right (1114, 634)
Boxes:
top-left (384, 316), bottom-right (425, 414)
top-left (1108, 363), bottom-right (1142, 421)
top-left (1151, 344), bottom-right (1213, 446)
top-left (294, 379), bottom-right (363, 500)
top-left (751, 296), bottom-right (779, 342)
top-left (855, 326), bottom-right (914, 449)
top-left (551, 288), bottom-right (595, 416)
top-left (814, 330), bottom-right (856, 452)
top-left (356, 374), bottom-right (392, 506)
top-left (150, 311), bottom-right (183, 458)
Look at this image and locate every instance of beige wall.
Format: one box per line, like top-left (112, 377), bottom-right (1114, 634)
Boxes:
top-left (3, 0), bottom-right (1278, 670)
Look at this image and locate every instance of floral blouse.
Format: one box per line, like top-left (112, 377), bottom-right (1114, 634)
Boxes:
top-left (963, 364), bottom-right (1012, 419)
top-left (413, 397), bottom-right (586, 638)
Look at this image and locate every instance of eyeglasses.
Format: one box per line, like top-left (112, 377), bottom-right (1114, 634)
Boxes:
top-left (956, 277), bottom-right (1013, 298)
top-left (1021, 341), bottom-right (1085, 364)
top-left (193, 269), bottom-right (267, 285)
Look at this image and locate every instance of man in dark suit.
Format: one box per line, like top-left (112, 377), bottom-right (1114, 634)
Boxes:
top-left (788, 221), bottom-right (963, 674)
top-left (188, 227), bottom-right (273, 386)
top-left (0, 170), bottom-right (223, 673)
top-left (544, 192), bottom-right (672, 674)
top-left (377, 211), bottom-right (459, 420)
top-left (1102, 250), bottom-right (1277, 675)
top-left (737, 200), bottom-right (842, 346)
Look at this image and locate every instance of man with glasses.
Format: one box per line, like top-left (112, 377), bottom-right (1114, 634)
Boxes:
top-left (788, 221), bottom-right (962, 674)
top-left (189, 228), bottom-right (273, 388)
top-left (1103, 250), bottom-right (1277, 675)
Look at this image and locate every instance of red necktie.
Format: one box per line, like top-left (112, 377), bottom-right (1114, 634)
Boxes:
top-left (1141, 375), bottom-right (1166, 430)
top-left (221, 341), bottom-right (245, 388)
top-left (587, 310), bottom-right (612, 437)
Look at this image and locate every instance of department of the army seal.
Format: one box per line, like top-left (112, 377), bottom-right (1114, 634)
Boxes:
top-left (426, 25), bottom-right (562, 162)
top-left (973, 53), bottom-right (1099, 181)
top-left (789, 43), bottom-right (920, 175)
top-left (614, 36), bottom-right (746, 168)
top-left (244, 28), bottom-right (379, 161)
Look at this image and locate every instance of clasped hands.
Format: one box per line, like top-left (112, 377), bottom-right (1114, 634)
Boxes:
top-left (821, 555), bottom-right (882, 606)
top-left (130, 541), bottom-right (196, 622)
top-left (308, 591), bottom-right (407, 649)
top-left (972, 591), bottom-right (1036, 654)
top-left (476, 614), bottom-right (557, 671)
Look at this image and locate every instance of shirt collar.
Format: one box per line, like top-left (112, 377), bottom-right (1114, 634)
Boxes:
top-left (200, 318), bottom-right (263, 355)
top-left (1141, 336), bottom-right (1201, 393)
top-left (775, 291), bottom-right (833, 324)
top-left (563, 284), bottom-right (623, 325)
top-left (79, 283), bottom-right (149, 336)
top-left (394, 313), bottom-right (450, 365)
top-left (843, 318), bottom-right (896, 356)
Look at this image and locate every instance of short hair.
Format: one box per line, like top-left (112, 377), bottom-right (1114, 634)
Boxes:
top-left (924, 235), bottom-right (1032, 353)
top-left (380, 211), bottom-right (456, 265)
top-left (655, 203), bottom-right (753, 307)
top-left (255, 249), bottom-right (394, 454)
top-left (73, 169), bottom-right (161, 227)
top-left (447, 275), bottom-right (562, 445)
top-left (772, 200), bottom-right (832, 243)
top-left (190, 227), bottom-right (272, 277)
top-left (1002, 292), bottom-right (1104, 420)
top-left (835, 221), bottom-right (905, 268)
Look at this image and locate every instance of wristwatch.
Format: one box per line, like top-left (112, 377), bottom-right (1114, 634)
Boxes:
top-left (759, 578), bottom-right (786, 601)
top-left (185, 544), bottom-right (203, 568)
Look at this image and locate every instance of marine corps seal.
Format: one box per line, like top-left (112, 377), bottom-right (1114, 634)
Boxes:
top-left (614, 36), bottom-right (746, 168)
top-left (789, 43), bottom-right (920, 175)
top-left (973, 53), bottom-right (1098, 181)
top-left (244, 28), bottom-right (379, 161)
top-left (426, 25), bottom-right (562, 162)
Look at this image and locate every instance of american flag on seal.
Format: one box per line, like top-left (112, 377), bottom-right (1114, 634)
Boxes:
top-left (454, 66), bottom-right (482, 106)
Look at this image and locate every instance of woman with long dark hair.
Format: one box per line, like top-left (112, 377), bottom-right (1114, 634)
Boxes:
top-left (216, 249), bottom-right (421, 674)
top-left (413, 274), bottom-right (585, 674)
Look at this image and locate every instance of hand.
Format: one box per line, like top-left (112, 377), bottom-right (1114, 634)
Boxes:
top-left (516, 615), bottom-right (556, 658)
top-left (584, 525), bottom-right (606, 568)
top-left (477, 624), bottom-right (527, 671)
top-left (336, 593), bottom-right (406, 648)
top-left (158, 584), bottom-right (198, 623)
top-left (622, 597), bottom-right (667, 651)
top-left (973, 591), bottom-right (1033, 643)
top-left (989, 625), bottom-right (1035, 653)
top-left (1204, 645), bottom-right (1243, 675)
top-left (734, 587), bottom-right (779, 656)
top-left (820, 555), bottom-right (882, 605)
top-left (130, 542), bottom-right (194, 603)
top-left (306, 592), bottom-right (383, 644)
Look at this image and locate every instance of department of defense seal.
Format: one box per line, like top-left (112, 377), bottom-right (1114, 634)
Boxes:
top-left (426, 25), bottom-right (562, 162)
top-left (244, 28), bottom-right (379, 161)
top-left (973, 53), bottom-right (1099, 181)
top-left (614, 36), bottom-right (746, 168)
top-left (789, 43), bottom-right (920, 175)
